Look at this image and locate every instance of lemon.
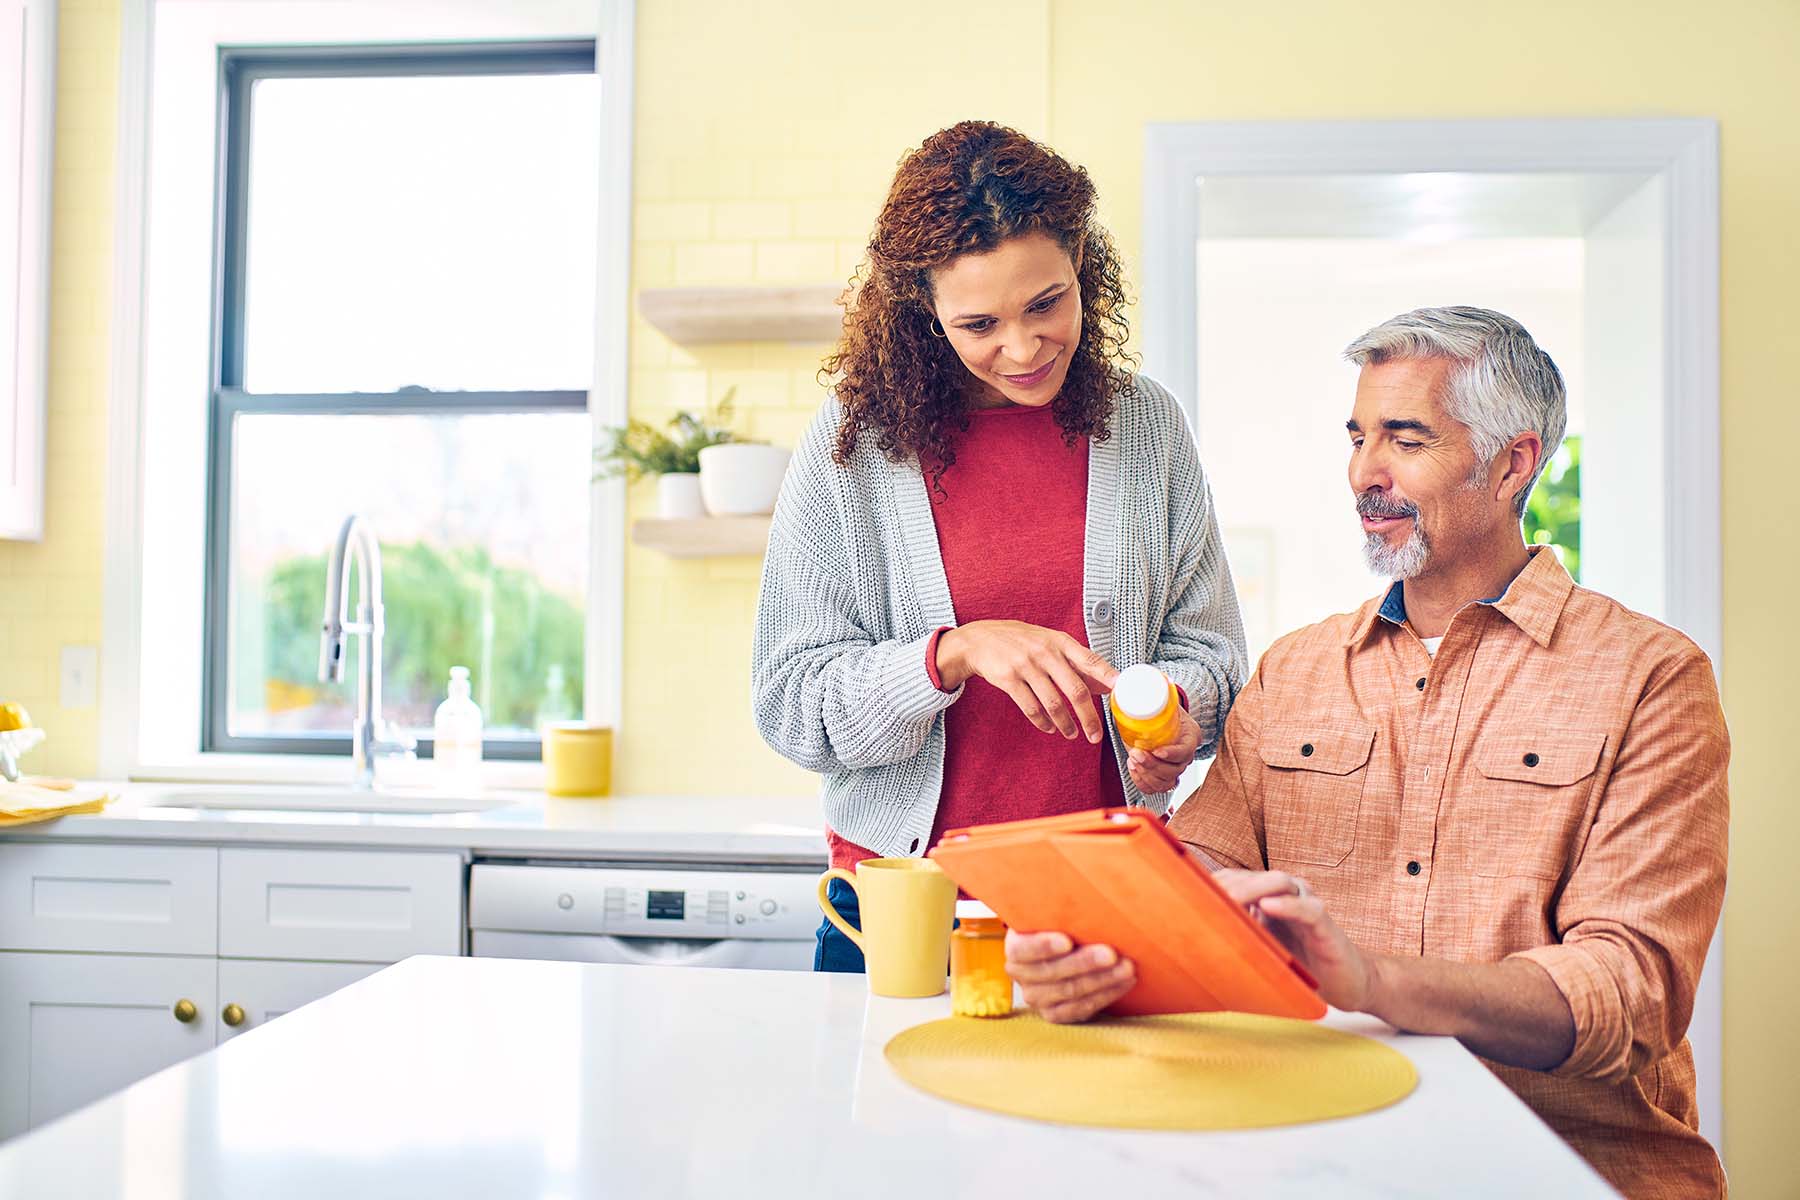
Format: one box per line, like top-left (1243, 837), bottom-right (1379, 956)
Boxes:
top-left (0, 702), bottom-right (32, 732)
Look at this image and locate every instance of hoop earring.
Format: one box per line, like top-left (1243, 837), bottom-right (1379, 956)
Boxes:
top-left (928, 317), bottom-right (947, 338)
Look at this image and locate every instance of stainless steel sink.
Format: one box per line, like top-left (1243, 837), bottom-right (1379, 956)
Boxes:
top-left (144, 786), bottom-right (517, 815)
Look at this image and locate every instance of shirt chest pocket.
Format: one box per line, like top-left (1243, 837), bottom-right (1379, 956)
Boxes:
top-left (1462, 732), bottom-right (1607, 879)
top-left (1257, 721), bottom-right (1376, 869)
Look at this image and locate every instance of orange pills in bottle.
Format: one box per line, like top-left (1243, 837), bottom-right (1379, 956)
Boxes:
top-left (1109, 663), bottom-right (1180, 750)
top-left (950, 901), bottom-right (1013, 1018)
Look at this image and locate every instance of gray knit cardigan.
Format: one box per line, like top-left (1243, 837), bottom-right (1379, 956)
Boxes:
top-left (750, 372), bottom-right (1248, 859)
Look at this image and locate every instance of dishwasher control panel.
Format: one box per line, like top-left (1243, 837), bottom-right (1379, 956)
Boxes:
top-left (469, 863), bottom-right (821, 941)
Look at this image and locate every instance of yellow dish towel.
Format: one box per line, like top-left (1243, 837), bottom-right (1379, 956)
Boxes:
top-left (886, 1010), bottom-right (1418, 1130)
top-left (0, 779), bottom-right (114, 826)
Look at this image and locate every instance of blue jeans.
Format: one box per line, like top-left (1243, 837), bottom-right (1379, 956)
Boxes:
top-left (814, 876), bottom-right (866, 973)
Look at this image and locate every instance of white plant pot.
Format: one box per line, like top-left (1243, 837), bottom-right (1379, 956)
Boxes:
top-left (655, 472), bottom-right (706, 519)
top-left (698, 444), bottom-right (792, 516)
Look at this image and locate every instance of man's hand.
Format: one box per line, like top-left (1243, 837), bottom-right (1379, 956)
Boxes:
top-left (1127, 706), bottom-right (1202, 794)
top-left (936, 621), bottom-right (1118, 743)
top-left (1004, 929), bottom-right (1136, 1023)
top-left (1214, 869), bottom-right (1375, 1011)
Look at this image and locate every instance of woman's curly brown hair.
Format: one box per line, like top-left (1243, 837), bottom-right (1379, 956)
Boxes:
top-left (822, 121), bottom-right (1135, 483)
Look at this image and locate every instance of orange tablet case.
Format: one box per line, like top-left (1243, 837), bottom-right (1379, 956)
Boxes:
top-left (928, 808), bottom-right (1326, 1020)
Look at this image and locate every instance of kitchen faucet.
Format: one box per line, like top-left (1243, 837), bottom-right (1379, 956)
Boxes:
top-left (318, 514), bottom-right (415, 788)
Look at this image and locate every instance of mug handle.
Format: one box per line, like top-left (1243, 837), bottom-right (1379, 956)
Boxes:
top-left (816, 868), bottom-right (865, 952)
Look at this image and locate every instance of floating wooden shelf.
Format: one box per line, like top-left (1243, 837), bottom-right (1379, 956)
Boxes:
top-left (631, 516), bottom-right (773, 559)
top-left (637, 285), bottom-right (842, 344)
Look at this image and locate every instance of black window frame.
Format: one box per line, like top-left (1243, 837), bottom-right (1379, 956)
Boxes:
top-left (203, 41), bottom-right (598, 760)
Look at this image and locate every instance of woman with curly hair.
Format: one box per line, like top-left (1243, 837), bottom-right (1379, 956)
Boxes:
top-left (751, 121), bottom-right (1248, 972)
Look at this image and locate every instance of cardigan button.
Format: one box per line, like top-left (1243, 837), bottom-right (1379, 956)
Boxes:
top-left (1090, 599), bottom-right (1115, 625)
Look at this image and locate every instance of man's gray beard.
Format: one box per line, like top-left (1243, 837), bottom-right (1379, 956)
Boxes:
top-left (1364, 522), bottom-right (1429, 579)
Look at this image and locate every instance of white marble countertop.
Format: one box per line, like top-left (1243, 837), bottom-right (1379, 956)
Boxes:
top-left (0, 956), bottom-right (1614, 1198)
top-left (0, 783), bottom-right (827, 864)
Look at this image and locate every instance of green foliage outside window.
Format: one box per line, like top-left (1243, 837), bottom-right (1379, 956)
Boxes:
top-left (1523, 434), bottom-right (1580, 581)
top-left (252, 541), bottom-right (584, 735)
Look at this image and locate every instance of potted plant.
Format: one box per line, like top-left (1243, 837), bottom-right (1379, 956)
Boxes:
top-left (595, 391), bottom-right (739, 519)
top-left (698, 439), bottom-right (793, 517)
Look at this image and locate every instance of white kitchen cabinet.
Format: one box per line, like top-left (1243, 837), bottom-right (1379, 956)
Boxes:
top-left (0, 842), bottom-right (218, 955)
top-left (214, 958), bottom-right (381, 1046)
top-left (0, 953), bottom-right (386, 1137)
top-left (0, 841), bottom-right (466, 1137)
top-left (219, 847), bottom-right (462, 962)
top-left (0, 0), bottom-right (55, 541)
top-left (0, 950), bottom-right (217, 1137)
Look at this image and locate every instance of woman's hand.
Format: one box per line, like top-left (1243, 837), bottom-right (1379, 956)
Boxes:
top-left (1126, 706), bottom-right (1202, 794)
top-left (936, 621), bottom-right (1118, 743)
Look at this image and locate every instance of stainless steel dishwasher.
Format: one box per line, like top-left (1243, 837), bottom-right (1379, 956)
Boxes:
top-left (468, 859), bottom-right (821, 970)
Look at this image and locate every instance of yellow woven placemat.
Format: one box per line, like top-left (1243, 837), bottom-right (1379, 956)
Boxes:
top-left (885, 1011), bottom-right (1418, 1130)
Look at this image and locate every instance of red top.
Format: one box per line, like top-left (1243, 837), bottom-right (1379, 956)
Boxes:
top-left (828, 404), bottom-right (1124, 868)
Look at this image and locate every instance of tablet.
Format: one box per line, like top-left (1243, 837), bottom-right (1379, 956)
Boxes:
top-left (929, 808), bottom-right (1326, 1019)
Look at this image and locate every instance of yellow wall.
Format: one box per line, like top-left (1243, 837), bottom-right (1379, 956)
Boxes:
top-left (618, 0), bottom-right (1054, 795)
top-left (0, 0), bottom-right (116, 779)
top-left (626, 1), bottom-right (1798, 1191)
top-left (13, 0), bottom-right (1795, 1190)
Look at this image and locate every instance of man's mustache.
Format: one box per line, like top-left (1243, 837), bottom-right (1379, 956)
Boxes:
top-left (1356, 491), bottom-right (1419, 520)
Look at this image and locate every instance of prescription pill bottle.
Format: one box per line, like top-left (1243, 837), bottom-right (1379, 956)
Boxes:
top-left (951, 900), bottom-right (1013, 1018)
top-left (1109, 663), bottom-right (1181, 751)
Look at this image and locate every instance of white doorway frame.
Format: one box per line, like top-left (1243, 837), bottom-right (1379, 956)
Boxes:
top-left (1142, 117), bottom-right (1723, 1147)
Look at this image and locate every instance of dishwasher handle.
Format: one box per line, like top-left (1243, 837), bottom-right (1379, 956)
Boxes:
top-left (469, 929), bottom-right (815, 970)
top-left (602, 935), bottom-right (736, 966)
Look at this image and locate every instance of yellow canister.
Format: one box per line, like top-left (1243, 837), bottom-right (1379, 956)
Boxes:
top-left (543, 722), bottom-right (613, 796)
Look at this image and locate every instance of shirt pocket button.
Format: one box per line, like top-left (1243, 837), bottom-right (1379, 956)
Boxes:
top-left (1466, 734), bottom-right (1607, 879)
top-left (1257, 722), bottom-right (1376, 869)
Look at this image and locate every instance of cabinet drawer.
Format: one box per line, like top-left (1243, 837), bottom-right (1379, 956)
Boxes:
top-left (219, 849), bottom-right (462, 962)
top-left (0, 843), bottom-right (218, 955)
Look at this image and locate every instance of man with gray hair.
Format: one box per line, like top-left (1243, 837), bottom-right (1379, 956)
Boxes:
top-left (1006, 307), bottom-right (1729, 1197)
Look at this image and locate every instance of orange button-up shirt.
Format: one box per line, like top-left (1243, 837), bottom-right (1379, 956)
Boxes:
top-left (1169, 548), bottom-right (1728, 1199)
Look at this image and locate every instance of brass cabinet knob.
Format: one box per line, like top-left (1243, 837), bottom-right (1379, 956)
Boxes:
top-left (172, 998), bottom-right (198, 1023)
top-left (222, 1003), bottom-right (246, 1028)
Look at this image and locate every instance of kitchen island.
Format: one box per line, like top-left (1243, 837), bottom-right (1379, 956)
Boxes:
top-left (0, 954), bottom-right (1615, 1198)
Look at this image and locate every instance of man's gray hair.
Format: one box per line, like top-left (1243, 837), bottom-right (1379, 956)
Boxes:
top-left (1343, 306), bottom-right (1566, 517)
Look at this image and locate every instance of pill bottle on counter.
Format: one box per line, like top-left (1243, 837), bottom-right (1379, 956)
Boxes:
top-left (951, 900), bottom-right (1013, 1018)
top-left (1109, 663), bottom-right (1181, 751)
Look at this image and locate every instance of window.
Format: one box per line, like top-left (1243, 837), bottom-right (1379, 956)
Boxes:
top-left (205, 44), bottom-right (599, 758)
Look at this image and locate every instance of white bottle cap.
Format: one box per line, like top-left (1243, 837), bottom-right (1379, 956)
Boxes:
top-left (956, 899), bottom-right (996, 920)
top-left (1112, 663), bottom-right (1170, 719)
top-left (448, 665), bottom-right (471, 698)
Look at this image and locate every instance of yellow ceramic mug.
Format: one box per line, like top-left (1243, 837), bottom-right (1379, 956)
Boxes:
top-left (817, 858), bottom-right (957, 998)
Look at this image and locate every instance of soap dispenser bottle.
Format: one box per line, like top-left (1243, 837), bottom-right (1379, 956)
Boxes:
top-left (433, 666), bottom-right (484, 790)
